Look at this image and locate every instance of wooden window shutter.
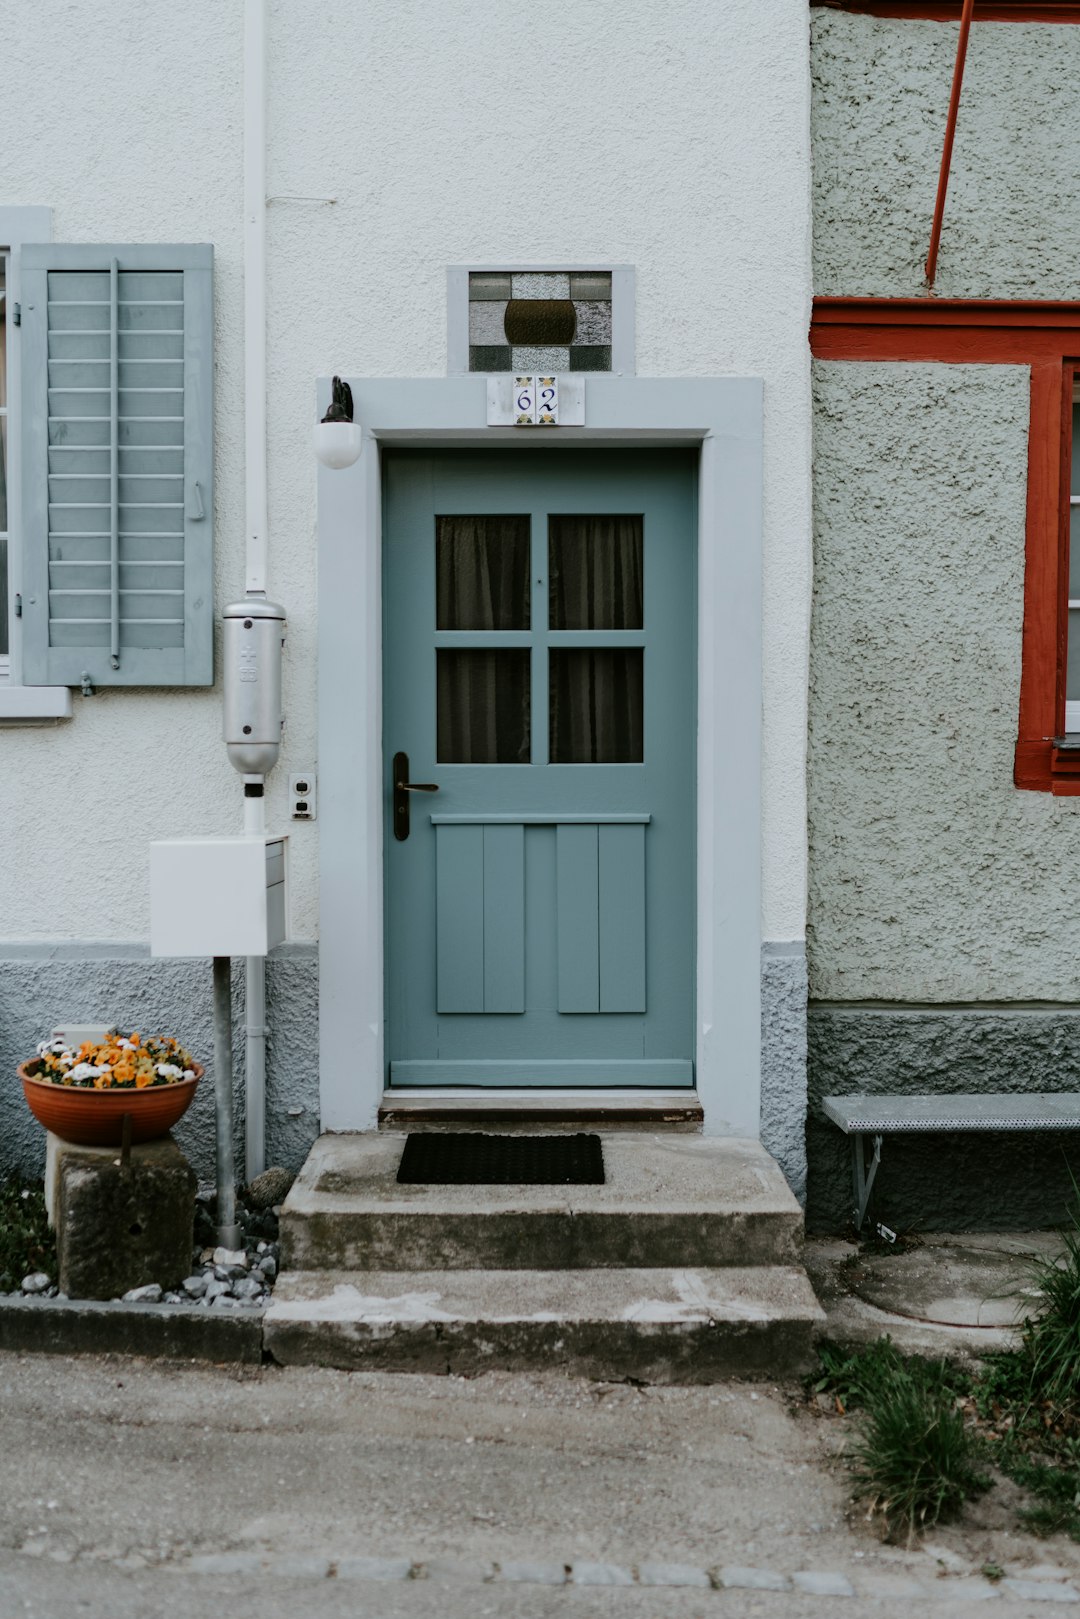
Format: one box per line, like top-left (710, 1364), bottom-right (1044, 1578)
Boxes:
top-left (19, 243), bottom-right (213, 687)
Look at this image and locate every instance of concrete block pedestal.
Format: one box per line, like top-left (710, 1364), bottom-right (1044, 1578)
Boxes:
top-left (46, 1132), bottom-right (196, 1300)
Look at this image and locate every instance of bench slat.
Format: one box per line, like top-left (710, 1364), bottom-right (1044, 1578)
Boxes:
top-left (822, 1093), bottom-right (1080, 1135)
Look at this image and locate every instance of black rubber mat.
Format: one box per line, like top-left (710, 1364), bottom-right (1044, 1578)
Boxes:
top-left (396, 1131), bottom-right (605, 1185)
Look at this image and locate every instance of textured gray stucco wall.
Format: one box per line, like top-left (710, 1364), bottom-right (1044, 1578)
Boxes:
top-left (812, 11), bottom-right (1080, 298)
top-left (808, 361), bottom-right (1080, 1228)
top-left (0, 943), bottom-right (319, 1186)
top-left (809, 360), bottom-right (1080, 1003)
top-left (760, 943), bottom-right (808, 1204)
top-left (808, 1007), bottom-right (1080, 1231)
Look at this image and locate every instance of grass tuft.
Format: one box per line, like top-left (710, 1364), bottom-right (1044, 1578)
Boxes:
top-left (1023, 1197), bottom-right (1080, 1424)
top-left (851, 1378), bottom-right (988, 1538)
top-left (970, 1349), bottom-right (1032, 1424)
top-left (811, 1337), bottom-right (986, 1538)
top-left (812, 1336), bottom-right (969, 1413)
top-left (814, 1192), bottom-right (1080, 1544)
top-left (0, 1181), bottom-right (54, 1292)
top-left (999, 1445), bottom-right (1080, 1542)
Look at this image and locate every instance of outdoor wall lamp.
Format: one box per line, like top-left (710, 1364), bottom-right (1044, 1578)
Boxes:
top-left (313, 375), bottom-right (362, 468)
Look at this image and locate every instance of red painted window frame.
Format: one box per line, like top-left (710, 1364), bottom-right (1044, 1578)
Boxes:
top-left (811, 297), bottom-right (1080, 794)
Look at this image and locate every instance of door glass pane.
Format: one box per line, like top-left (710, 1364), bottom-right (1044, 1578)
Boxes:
top-left (436, 515), bottom-right (530, 629)
top-left (1069, 610), bottom-right (1080, 704)
top-left (550, 648), bottom-right (643, 763)
top-left (549, 515), bottom-right (643, 630)
top-left (438, 649), bottom-right (531, 762)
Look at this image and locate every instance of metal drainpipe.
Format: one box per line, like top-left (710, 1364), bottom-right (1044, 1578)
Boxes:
top-left (925, 0), bottom-right (976, 291)
top-left (244, 782), bottom-right (268, 1181)
top-left (213, 956), bottom-right (242, 1249)
top-left (244, 0), bottom-right (269, 1180)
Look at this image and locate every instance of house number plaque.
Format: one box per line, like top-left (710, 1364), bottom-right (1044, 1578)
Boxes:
top-left (515, 375), bottom-right (557, 426)
top-left (486, 374), bottom-right (585, 428)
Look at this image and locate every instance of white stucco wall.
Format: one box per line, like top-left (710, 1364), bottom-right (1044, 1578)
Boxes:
top-left (0, 0), bottom-right (812, 945)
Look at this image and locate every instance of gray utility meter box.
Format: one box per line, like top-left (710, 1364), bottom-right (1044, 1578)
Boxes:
top-left (223, 599), bottom-right (286, 775)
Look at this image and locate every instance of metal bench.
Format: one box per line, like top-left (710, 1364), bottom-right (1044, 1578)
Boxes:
top-left (822, 1093), bottom-right (1080, 1232)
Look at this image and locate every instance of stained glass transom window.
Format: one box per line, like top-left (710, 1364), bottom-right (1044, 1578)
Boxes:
top-left (468, 271), bottom-right (612, 375)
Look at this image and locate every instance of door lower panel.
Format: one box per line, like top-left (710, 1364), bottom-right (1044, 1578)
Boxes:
top-left (389, 1059), bottom-right (694, 1086)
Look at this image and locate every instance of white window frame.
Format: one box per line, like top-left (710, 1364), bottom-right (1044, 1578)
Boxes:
top-left (1067, 389), bottom-right (1080, 733)
top-left (0, 205), bottom-right (71, 721)
top-left (446, 263), bottom-right (635, 377)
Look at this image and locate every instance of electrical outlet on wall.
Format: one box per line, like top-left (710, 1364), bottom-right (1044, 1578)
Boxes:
top-left (289, 772), bottom-right (317, 821)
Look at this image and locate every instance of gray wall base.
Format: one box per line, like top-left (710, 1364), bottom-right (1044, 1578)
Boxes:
top-left (0, 943), bottom-right (319, 1186)
top-left (761, 943), bottom-right (808, 1205)
top-left (808, 1006), bottom-right (1080, 1232)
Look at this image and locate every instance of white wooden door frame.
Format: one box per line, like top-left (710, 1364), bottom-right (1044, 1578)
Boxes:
top-left (316, 376), bottom-right (763, 1137)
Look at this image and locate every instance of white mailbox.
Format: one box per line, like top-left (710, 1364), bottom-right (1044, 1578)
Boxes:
top-left (150, 836), bottom-right (288, 958)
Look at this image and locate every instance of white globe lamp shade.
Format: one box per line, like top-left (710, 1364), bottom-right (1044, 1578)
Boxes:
top-left (313, 419), bottom-right (362, 469)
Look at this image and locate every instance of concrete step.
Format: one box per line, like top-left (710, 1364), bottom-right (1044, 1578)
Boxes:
top-left (280, 1133), bottom-right (804, 1273)
top-left (263, 1265), bottom-right (825, 1382)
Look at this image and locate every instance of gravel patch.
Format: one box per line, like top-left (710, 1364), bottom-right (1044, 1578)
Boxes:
top-left (5, 1181), bottom-right (284, 1309)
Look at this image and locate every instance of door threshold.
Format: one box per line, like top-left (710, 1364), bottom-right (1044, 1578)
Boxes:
top-left (379, 1087), bottom-right (703, 1131)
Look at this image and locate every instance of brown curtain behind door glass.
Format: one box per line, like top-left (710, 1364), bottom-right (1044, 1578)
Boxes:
top-left (548, 515), bottom-right (644, 762)
top-left (438, 649), bottom-right (531, 763)
top-left (550, 648), bottom-right (643, 763)
top-left (548, 514), bottom-right (643, 630)
top-left (435, 515), bottom-right (531, 762)
top-left (436, 514), bottom-right (530, 630)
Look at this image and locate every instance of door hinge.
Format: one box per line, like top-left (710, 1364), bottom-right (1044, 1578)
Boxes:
top-left (13, 594), bottom-right (21, 618)
top-left (11, 302), bottom-right (20, 327)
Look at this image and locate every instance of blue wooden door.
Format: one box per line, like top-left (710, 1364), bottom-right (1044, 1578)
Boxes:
top-left (384, 450), bottom-right (696, 1086)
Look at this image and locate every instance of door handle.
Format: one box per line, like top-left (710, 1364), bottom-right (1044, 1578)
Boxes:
top-left (393, 751), bottom-right (438, 841)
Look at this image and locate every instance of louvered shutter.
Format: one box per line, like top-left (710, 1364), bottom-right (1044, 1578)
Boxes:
top-left (19, 243), bottom-right (213, 687)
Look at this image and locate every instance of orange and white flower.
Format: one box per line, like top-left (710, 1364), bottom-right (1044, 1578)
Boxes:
top-left (31, 1029), bottom-right (197, 1090)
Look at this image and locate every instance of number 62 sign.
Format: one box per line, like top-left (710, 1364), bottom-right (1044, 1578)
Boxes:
top-left (514, 375), bottom-right (558, 427)
top-left (486, 374), bottom-right (584, 427)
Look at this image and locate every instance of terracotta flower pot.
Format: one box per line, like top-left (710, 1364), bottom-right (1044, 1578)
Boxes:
top-left (18, 1061), bottom-right (202, 1147)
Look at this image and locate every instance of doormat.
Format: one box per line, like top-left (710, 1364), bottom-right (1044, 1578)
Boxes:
top-left (396, 1132), bottom-right (605, 1185)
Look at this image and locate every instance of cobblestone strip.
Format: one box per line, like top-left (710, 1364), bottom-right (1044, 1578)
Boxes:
top-left (52, 1542), bottom-right (1080, 1601)
top-left (1002, 1582), bottom-right (1080, 1604)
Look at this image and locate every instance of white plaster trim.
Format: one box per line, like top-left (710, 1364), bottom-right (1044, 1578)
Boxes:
top-left (316, 376), bottom-right (763, 1138)
top-left (0, 939), bottom-right (315, 961)
top-left (0, 207), bottom-right (52, 688)
top-left (0, 685), bottom-right (72, 722)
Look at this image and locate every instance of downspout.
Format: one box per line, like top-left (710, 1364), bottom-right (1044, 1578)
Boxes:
top-left (244, 0), bottom-right (268, 1180)
top-left (925, 0), bottom-right (976, 291)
